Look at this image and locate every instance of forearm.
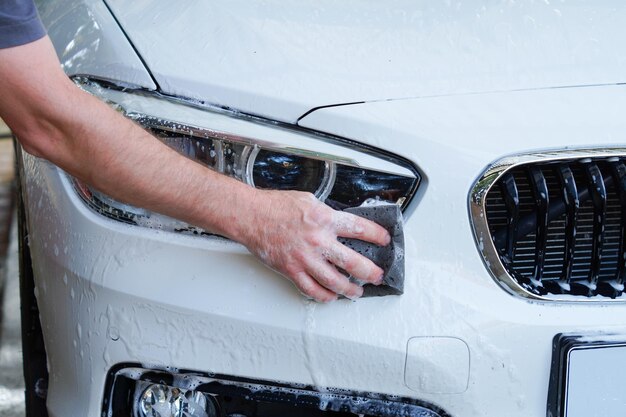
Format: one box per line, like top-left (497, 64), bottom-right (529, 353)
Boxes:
top-left (0, 37), bottom-right (256, 240)
top-left (42, 86), bottom-right (258, 240)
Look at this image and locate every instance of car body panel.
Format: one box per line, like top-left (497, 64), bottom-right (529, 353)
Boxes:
top-left (23, 1), bottom-right (626, 417)
top-left (21, 83), bottom-right (626, 417)
top-left (297, 84), bottom-right (626, 184)
top-left (35, 0), bottom-right (156, 89)
top-left (104, 0), bottom-right (626, 122)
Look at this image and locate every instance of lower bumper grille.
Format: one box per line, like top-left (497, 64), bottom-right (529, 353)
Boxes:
top-left (470, 149), bottom-right (626, 300)
top-left (104, 365), bottom-right (449, 417)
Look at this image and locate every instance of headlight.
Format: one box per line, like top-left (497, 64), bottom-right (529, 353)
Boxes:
top-left (72, 78), bottom-right (420, 234)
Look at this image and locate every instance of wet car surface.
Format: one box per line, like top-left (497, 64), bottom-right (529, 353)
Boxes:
top-left (15, 2), bottom-right (626, 417)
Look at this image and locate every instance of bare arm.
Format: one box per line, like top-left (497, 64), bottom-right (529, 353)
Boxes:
top-left (0, 36), bottom-right (390, 302)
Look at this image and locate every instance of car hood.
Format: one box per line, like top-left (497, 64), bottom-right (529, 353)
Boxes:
top-left (106, 0), bottom-right (626, 123)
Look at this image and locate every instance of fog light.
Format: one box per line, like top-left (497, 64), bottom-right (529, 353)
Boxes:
top-left (107, 366), bottom-right (446, 417)
top-left (136, 382), bottom-right (217, 417)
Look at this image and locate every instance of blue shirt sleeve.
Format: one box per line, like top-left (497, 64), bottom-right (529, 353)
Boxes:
top-left (0, 0), bottom-right (46, 49)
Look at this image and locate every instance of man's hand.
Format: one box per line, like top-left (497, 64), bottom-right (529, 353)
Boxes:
top-left (235, 190), bottom-right (391, 302)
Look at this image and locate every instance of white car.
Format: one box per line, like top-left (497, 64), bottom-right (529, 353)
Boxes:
top-left (16, 1), bottom-right (626, 417)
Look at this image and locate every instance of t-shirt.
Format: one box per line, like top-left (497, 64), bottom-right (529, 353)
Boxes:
top-left (0, 0), bottom-right (45, 49)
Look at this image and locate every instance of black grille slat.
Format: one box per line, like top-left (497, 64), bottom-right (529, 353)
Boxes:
top-left (499, 173), bottom-right (520, 265)
top-left (571, 164), bottom-right (607, 295)
top-left (612, 162), bottom-right (626, 288)
top-left (554, 165), bottom-right (578, 291)
top-left (485, 156), bottom-right (626, 299)
top-left (586, 164), bottom-right (607, 296)
top-left (529, 167), bottom-right (549, 285)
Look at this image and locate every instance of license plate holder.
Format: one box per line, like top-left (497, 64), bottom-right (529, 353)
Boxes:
top-left (548, 334), bottom-right (626, 417)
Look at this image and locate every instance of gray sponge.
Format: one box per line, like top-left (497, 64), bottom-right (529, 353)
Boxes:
top-left (338, 204), bottom-right (405, 297)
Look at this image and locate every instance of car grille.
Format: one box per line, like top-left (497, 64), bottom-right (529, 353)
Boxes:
top-left (484, 157), bottom-right (626, 298)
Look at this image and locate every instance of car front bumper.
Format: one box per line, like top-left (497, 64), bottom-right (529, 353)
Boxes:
top-left (19, 84), bottom-right (626, 417)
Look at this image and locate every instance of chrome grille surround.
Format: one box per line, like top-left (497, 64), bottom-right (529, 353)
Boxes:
top-left (469, 148), bottom-right (626, 302)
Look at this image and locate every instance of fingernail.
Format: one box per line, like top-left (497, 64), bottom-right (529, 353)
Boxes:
top-left (320, 293), bottom-right (338, 303)
top-left (343, 289), bottom-right (363, 300)
top-left (375, 273), bottom-right (385, 285)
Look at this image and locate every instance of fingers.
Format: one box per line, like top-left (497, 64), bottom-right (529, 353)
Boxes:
top-left (323, 241), bottom-right (384, 285)
top-left (307, 261), bottom-right (364, 299)
top-left (333, 211), bottom-right (391, 246)
top-left (292, 271), bottom-right (338, 303)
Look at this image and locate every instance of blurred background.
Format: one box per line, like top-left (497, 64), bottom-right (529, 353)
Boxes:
top-left (0, 119), bottom-right (25, 417)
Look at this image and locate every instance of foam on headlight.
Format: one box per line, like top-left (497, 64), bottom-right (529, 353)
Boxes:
top-left (71, 78), bottom-right (421, 233)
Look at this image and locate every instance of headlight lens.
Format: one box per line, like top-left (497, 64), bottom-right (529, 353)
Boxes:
top-left (72, 78), bottom-right (421, 233)
top-left (250, 149), bottom-right (329, 195)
